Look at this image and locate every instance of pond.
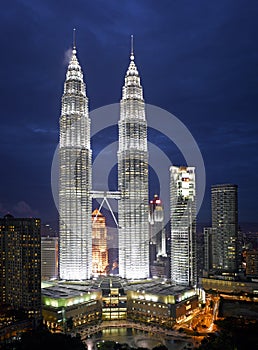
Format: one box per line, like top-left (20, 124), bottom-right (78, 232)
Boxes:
top-left (84, 327), bottom-right (190, 350)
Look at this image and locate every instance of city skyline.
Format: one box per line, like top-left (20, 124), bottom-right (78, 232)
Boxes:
top-left (0, 1), bottom-right (257, 225)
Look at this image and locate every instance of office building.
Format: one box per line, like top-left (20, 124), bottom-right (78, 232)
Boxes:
top-left (41, 236), bottom-right (58, 280)
top-left (246, 250), bottom-right (258, 277)
top-left (0, 214), bottom-right (41, 320)
top-left (149, 195), bottom-right (168, 278)
top-left (203, 227), bottom-right (214, 273)
top-left (211, 184), bottom-right (238, 272)
top-left (59, 39), bottom-right (92, 280)
top-left (149, 194), bottom-right (166, 258)
top-left (92, 209), bottom-right (108, 275)
top-left (117, 38), bottom-right (149, 279)
top-left (170, 166), bottom-right (197, 286)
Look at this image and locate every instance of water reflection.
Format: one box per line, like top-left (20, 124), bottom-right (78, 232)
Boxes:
top-left (84, 327), bottom-right (188, 350)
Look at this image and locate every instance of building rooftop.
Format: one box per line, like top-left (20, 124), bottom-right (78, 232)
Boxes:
top-left (41, 277), bottom-right (196, 302)
top-left (42, 281), bottom-right (99, 299)
top-left (124, 279), bottom-right (194, 296)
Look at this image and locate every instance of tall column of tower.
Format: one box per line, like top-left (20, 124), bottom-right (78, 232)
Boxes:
top-left (170, 166), bottom-right (197, 286)
top-left (59, 41), bottom-right (92, 280)
top-left (117, 38), bottom-right (149, 279)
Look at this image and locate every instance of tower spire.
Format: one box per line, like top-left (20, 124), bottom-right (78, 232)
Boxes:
top-left (130, 34), bottom-right (134, 61)
top-left (73, 28), bottom-right (76, 50)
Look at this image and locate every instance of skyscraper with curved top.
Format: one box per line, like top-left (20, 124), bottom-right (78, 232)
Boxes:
top-left (117, 37), bottom-right (149, 279)
top-left (59, 38), bottom-right (92, 280)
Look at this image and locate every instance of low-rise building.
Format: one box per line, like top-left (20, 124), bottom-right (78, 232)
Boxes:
top-left (41, 282), bottom-right (102, 332)
top-left (41, 278), bottom-right (201, 332)
top-left (201, 276), bottom-right (258, 297)
top-left (126, 281), bottom-right (199, 327)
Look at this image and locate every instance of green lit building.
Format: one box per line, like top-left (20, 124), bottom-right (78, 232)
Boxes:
top-left (42, 277), bottom-right (201, 332)
top-left (126, 281), bottom-right (199, 327)
top-left (41, 282), bottom-right (102, 331)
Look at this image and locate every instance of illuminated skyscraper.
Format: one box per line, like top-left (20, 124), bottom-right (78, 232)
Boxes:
top-left (118, 37), bottom-right (149, 279)
top-left (92, 209), bottom-right (108, 275)
top-left (149, 194), bottom-right (166, 257)
top-left (170, 166), bottom-right (197, 286)
top-left (59, 37), bottom-right (92, 280)
top-left (211, 184), bottom-right (238, 272)
top-left (0, 215), bottom-right (41, 320)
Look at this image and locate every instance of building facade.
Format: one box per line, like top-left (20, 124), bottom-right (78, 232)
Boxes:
top-left (149, 194), bottom-right (166, 258)
top-left (0, 214), bottom-right (41, 320)
top-left (59, 42), bottom-right (92, 280)
top-left (170, 166), bottom-right (197, 286)
top-left (211, 184), bottom-right (238, 272)
top-left (203, 227), bottom-right (215, 273)
top-left (42, 284), bottom-right (102, 332)
top-left (41, 236), bottom-right (59, 280)
top-left (246, 250), bottom-right (258, 277)
top-left (117, 39), bottom-right (149, 279)
top-left (92, 209), bottom-right (108, 276)
top-left (126, 286), bottom-right (199, 327)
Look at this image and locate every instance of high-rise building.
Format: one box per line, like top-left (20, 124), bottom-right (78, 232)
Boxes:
top-left (117, 38), bottom-right (149, 279)
top-left (170, 166), bottom-right (197, 286)
top-left (149, 195), bottom-right (168, 278)
top-left (41, 236), bottom-right (59, 280)
top-left (211, 184), bottom-right (238, 272)
top-left (92, 209), bottom-right (108, 275)
top-left (203, 227), bottom-right (214, 273)
top-left (59, 39), bottom-right (92, 280)
top-left (0, 214), bottom-right (41, 320)
top-left (149, 194), bottom-right (166, 257)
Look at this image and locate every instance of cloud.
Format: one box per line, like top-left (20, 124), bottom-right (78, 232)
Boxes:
top-left (64, 48), bottom-right (73, 65)
top-left (13, 201), bottom-right (39, 218)
top-left (0, 203), bottom-right (8, 215)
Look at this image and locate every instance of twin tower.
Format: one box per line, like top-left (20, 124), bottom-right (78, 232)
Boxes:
top-left (59, 37), bottom-right (149, 280)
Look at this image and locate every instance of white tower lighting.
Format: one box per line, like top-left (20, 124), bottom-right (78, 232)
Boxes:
top-left (59, 30), bottom-right (92, 280)
top-left (118, 36), bottom-right (149, 279)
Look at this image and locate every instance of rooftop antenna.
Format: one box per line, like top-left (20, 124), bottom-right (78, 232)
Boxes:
top-left (73, 28), bottom-right (76, 49)
top-left (130, 34), bottom-right (134, 60)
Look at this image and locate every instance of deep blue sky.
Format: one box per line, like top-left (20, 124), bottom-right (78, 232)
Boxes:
top-left (0, 0), bottom-right (257, 226)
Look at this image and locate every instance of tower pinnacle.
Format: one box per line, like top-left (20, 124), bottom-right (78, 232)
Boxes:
top-left (73, 28), bottom-right (76, 50)
top-left (130, 34), bottom-right (134, 61)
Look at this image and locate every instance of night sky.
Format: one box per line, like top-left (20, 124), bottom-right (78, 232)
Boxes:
top-left (0, 0), bottom-right (257, 227)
